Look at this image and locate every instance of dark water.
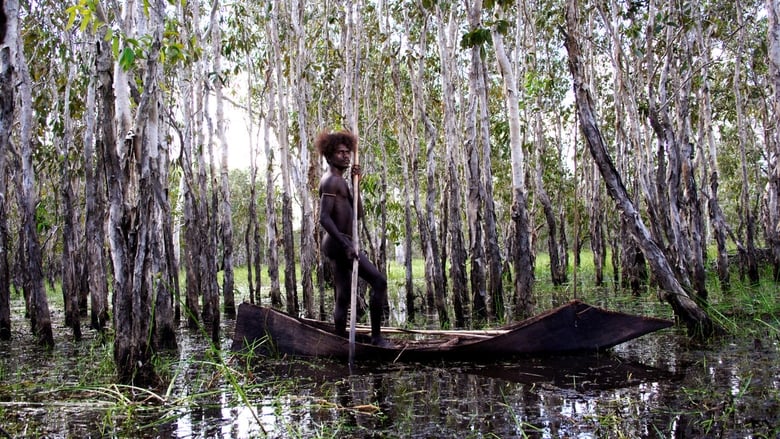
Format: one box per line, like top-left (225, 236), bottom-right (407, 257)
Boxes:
top-left (1, 298), bottom-right (778, 438)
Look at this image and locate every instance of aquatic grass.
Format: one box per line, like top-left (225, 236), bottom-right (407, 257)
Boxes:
top-left (73, 338), bottom-right (116, 385)
top-left (498, 386), bottom-right (544, 438)
top-left (5, 298), bottom-right (274, 437)
top-left (175, 300), bottom-right (268, 435)
top-left (671, 360), bottom-right (759, 437)
top-left (700, 274), bottom-right (780, 338)
top-left (755, 317), bottom-right (780, 337)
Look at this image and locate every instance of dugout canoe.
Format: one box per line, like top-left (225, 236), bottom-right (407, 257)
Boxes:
top-left (231, 300), bottom-right (674, 362)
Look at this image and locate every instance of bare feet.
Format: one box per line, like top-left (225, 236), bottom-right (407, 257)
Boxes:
top-left (370, 336), bottom-right (393, 348)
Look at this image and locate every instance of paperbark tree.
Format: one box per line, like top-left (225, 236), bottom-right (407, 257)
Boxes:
top-left (101, 0), bottom-right (174, 383)
top-left (436, 2), bottom-right (468, 327)
top-left (178, 0), bottom-right (202, 329)
top-left (593, 2), bottom-right (639, 295)
top-left (263, 81), bottom-right (282, 308)
top-left (588, 162), bottom-right (607, 286)
top-left (0, 3), bottom-right (12, 341)
top-left (464, 0), bottom-right (488, 322)
top-left (269, 2), bottom-right (297, 315)
top-left (691, 5), bottom-right (731, 292)
top-left (203, 88), bottom-right (221, 343)
top-left (391, 56), bottom-right (417, 320)
top-left (491, 4), bottom-right (534, 319)
top-left (291, 0), bottom-right (316, 319)
top-left (58, 53), bottom-right (83, 341)
top-left (734, 0), bottom-right (760, 285)
top-left (766, 0), bottom-right (780, 280)
top-left (82, 39), bottom-right (110, 332)
top-left (533, 112), bottom-right (566, 287)
top-left (245, 83), bottom-right (261, 305)
top-left (411, 12), bottom-right (448, 326)
top-left (564, 0), bottom-right (716, 336)
top-left (178, 0), bottom-right (219, 338)
top-left (367, 13), bottom-right (392, 318)
top-left (211, 0), bottom-right (235, 317)
top-left (12, 0), bottom-right (53, 347)
top-left (476, 32), bottom-right (504, 321)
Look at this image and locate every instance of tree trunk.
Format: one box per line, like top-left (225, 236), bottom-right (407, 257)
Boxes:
top-left (244, 142), bottom-right (260, 304)
top-left (292, 0), bottom-right (316, 319)
top-left (734, 0), bottom-right (760, 284)
top-left (693, 8), bottom-right (731, 292)
top-left (391, 58), bottom-right (417, 321)
top-left (263, 81), bottom-right (282, 308)
top-left (82, 39), bottom-right (109, 332)
top-left (177, 0), bottom-right (201, 329)
top-left (269, 4), bottom-right (298, 315)
top-left (212, 1), bottom-right (235, 317)
top-left (14, 0), bottom-right (53, 346)
top-left (202, 87), bottom-right (221, 343)
top-left (589, 164), bottom-right (606, 286)
top-left (98, 43), bottom-right (144, 383)
top-left (478, 44), bottom-right (504, 321)
top-left (420, 68), bottom-right (448, 326)
top-left (645, 13), bottom-right (707, 300)
top-left (534, 115), bottom-right (565, 287)
top-left (491, 12), bottom-right (534, 319)
top-left (406, 15), bottom-right (445, 322)
top-left (196, 6), bottom-right (220, 342)
top-left (558, 211), bottom-right (569, 280)
top-left (107, 0), bottom-right (169, 383)
top-left (0, 31), bottom-right (12, 341)
top-left (58, 57), bottom-right (82, 341)
top-left (564, 0), bottom-right (716, 337)
top-left (766, 0), bottom-right (780, 280)
top-left (149, 99), bottom-right (177, 351)
top-left (464, 0), bottom-right (487, 323)
top-left (423, 112), bottom-right (447, 325)
top-left (436, 3), bottom-right (468, 328)
top-left (621, 218), bottom-right (648, 294)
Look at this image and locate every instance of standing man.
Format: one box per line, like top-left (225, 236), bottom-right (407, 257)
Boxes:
top-left (316, 130), bottom-right (390, 347)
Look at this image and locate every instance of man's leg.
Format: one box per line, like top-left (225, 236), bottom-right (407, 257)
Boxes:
top-left (332, 261), bottom-right (352, 337)
top-left (358, 254), bottom-right (389, 344)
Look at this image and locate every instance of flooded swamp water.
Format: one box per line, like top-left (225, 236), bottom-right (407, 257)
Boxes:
top-left (1, 296), bottom-right (778, 438)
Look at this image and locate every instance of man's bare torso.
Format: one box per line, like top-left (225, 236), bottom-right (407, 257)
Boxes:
top-left (319, 172), bottom-right (354, 237)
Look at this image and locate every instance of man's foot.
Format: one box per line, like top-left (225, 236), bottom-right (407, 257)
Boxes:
top-left (370, 336), bottom-right (393, 348)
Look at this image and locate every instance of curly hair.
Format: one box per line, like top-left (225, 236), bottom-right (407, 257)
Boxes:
top-left (314, 130), bottom-right (357, 158)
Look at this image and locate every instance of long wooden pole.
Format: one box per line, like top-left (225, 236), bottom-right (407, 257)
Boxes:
top-left (348, 145), bottom-right (360, 367)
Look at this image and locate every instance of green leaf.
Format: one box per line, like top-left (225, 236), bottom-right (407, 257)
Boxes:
top-left (119, 47), bottom-right (136, 71)
top-left (495, 20), bottom-right (510, 36)
top-left (112, 36), bottom-right (120, 58)
top-left (65, 6), bottom-right (79, 30)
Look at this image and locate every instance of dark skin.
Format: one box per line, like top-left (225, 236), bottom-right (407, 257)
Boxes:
top-left (318, 137), bottom-right (389, 347)
top-left (319, 144), bottom-right (361, 258)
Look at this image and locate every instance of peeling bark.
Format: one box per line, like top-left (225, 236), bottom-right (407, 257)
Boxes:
top-left (492, 11), bottom-right (534, 319)
top-left (0, 25), bottom-right (12, 341)
top-left (564, 0), bottom-right (716, 337)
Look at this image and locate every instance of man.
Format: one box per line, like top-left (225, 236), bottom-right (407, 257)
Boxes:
top-left (315, 130), bottom-right (390, 347)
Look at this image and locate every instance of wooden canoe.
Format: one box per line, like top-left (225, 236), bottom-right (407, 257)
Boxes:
top-left (231, 300), bottom-right (674, 362)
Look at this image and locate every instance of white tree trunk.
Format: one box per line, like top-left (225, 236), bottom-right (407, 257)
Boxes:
top-left (764, 0), bottom-right (780, 279)
top-left (270, 2), bottom-right (298, 314)
top-left (12, 0), bottom-right (53, 346)
top-left (491, 9), bottom-right (534, 318)
top-left (212, 0), bottom-right (236, 317)
top-left (0, 0), bottom-right (16, 341)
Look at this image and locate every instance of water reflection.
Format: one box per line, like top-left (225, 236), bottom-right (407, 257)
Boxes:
top-left (2, 305), bottom-right (778, 438)
top-left (212, 352), bottom-right (679, 438)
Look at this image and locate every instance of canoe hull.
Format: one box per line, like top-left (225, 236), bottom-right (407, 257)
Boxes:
top-left (231, 300), bottom-right (674, 362)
